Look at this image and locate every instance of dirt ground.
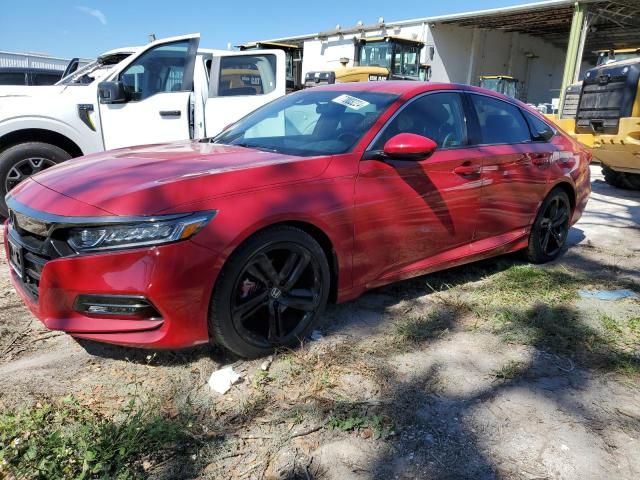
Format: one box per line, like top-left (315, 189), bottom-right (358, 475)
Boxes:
top-left (0, 165), bottom-right (639, 479)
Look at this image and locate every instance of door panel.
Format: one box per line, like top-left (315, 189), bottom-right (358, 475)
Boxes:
top-left (467, 94), bottom-right (553, 240)
top-left (99, 35), bottom-right (199, 150)
top-left (354, 149), bottom-right (484, 287)
top-left (204, 50), bottom-right (286, 136)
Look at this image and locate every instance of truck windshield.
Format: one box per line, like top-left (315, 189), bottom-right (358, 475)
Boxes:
top-left (359, 41), bottom-right (392, 68)
top-left (212, 90), bottom-right (399, 156)
top-left (392, 43), bottom-right (420, 77)
top-left (57, 52), bottom-right (132, 85)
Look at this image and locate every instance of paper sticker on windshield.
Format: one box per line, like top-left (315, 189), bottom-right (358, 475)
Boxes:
top-left (331, 94), bottom-right (370, 110)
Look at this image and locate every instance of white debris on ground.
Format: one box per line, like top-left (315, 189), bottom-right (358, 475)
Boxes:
top-left (208, 365), bottom-right (242, 394)
top-left (260, 355), bottom-right (273, 371)
top-left (310, 330), bottom-right (323, 341)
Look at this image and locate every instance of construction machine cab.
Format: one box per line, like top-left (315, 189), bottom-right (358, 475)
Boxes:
top-left (238, 41), bottom-right (303, 91)
top-left (304, 36), bottom-right (424, 87)
top-left (479, 75), bottom-right (521, 99)
top-left (595, 48), bottom-right (640, 67)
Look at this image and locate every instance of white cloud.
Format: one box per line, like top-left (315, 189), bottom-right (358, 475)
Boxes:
top-left (76, 6), bottom-right (107, 25)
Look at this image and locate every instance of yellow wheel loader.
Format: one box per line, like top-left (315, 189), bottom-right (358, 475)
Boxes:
top-left (479, 75), bottom-right (521, 99)
top-left (574, 57), bottom-right (640, 189)
top-left (553, 48), bottom-right (640, 136)
top-left (304, 36), bottom-right (425, 87)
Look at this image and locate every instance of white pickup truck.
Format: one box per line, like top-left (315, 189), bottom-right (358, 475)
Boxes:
top-left (0, 34), bottom-right (287, 215)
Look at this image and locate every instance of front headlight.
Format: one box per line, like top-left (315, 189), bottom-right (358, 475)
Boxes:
top-left (66, 211), bottom-right (215, 252)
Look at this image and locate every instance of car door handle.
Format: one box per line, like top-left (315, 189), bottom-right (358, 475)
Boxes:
top-left (453, 164), bottom-right (481, 176)
top-left (159, 110), bottom-right (181, 118)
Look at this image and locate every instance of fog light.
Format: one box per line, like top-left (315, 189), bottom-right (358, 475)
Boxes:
top-left (74, 295), bottom-right (161, 319)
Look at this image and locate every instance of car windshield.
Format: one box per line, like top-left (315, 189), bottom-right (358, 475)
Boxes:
top-left (212, 90), bottom-right (399, 156)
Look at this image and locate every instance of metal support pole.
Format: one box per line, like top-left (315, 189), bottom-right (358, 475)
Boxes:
top-left (559, 1), bottom-right (588, 112)
top-left (466, 27), bottom-right (480, 85)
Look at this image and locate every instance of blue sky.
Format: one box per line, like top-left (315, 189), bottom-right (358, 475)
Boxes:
top-left (3, 0), bottom-right (530, 59)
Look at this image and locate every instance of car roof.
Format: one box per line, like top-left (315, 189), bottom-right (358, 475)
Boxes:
top-left (306, 81), bottom-right (454, 96)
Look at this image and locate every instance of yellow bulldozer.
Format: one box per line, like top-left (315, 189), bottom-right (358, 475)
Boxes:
top-left (304, 36), bottom-right (426, 87)
top-left (554, 48), bottom-right (640, 189)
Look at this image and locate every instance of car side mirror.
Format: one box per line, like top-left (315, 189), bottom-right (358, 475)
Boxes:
top-left (98, 81), bottom-right (128, 104)
top-left (383, 133), bottom-right (438, 159)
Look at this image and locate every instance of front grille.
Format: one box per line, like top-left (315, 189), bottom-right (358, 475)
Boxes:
top-left (7, 212), bottom-right (61, 302)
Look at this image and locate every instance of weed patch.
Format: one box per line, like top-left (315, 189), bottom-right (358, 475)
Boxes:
top-left (0, 396), bottom-right (190, 479)
top-left (395, 310), bottom-right (452, 343)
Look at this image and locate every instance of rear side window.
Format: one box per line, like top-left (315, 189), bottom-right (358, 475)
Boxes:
top-left (31, 73), bottom-right (61, 85)
top-left (372, 91), bottom-right (468, 149)
top-left (0, 72), bottom-right (27, 85)
top-left (470, 94), bottom-right (531, 144)
top-left (217, 54), bottom-right (277, 96)
top-left (522, 110), bottom-right (555, 141)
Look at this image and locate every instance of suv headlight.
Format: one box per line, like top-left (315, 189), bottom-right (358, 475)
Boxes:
top-left (66, 211), bottom-right (215, 252)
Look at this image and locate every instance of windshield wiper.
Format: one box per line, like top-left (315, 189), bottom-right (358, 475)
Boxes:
top-left (233, 142), bottom-right (280, 153)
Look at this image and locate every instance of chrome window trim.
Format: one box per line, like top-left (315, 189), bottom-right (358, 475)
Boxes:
top-left (365, 89), bottom-right (470, 154)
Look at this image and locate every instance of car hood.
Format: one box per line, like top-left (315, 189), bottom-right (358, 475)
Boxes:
top-left (17, 141), bottom-right (331, 216)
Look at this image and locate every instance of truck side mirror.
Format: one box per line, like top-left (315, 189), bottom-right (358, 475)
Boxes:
top-left (98, 81), bottom-right (128, 104)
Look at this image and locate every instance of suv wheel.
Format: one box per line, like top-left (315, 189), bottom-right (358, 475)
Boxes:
top-left (0, 142), bottom-right (70, 216)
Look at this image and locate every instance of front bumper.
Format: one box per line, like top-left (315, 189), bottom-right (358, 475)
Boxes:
top-left (4, 222), bottom-right (219, 349)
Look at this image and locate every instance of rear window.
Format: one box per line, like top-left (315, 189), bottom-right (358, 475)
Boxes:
top-left (0, 72), bottom-right (27, 85)
top-left (217, 54), bottom-right (277, 96)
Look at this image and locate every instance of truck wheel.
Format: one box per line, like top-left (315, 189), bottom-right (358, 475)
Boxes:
top-left (621, 172), bottom-right (640, 190)
top-left (0, 142), bottom-right (70, 217)
top-left (602, 166), bottom-right (627, 189)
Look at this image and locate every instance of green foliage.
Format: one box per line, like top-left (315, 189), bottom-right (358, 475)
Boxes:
top-left (328, 412), bottom-right (390, 438)
top-left (0, 396), bottom-right (189, 479)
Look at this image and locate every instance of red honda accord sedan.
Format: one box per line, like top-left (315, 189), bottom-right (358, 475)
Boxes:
top-left (4, 82), bottom-right (590, 358)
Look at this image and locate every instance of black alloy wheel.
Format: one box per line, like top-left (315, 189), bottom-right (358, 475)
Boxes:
top-left (210, 226), bottom-right (330, 358)
top-left (526, 188), bottom-right (571, 263)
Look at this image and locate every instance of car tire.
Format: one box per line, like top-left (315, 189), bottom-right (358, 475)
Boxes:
top-left (621, 172), bottom-right (640, 190)
top-left (602, 166), bottom-right (628, 189)
top-left (526, 188), bottom-right (571, 264)
top-left (0, 142), bottom-right (70, 217)
top-left (209, 226), bottom-right (330, 359)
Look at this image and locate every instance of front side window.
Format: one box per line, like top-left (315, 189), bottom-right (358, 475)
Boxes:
top-left (213, 90), bottom-right (398, 156)
top-left (218, 54), bottom-right (277, 96)
top-left (120, 40), bottom-right (192, 101)
top-left (470, 94), bottom-right (531, 145)
top-left (372, 92), bottom-right (467, 150)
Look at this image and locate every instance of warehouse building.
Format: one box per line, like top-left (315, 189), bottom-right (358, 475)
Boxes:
top-left (0, 51), bottom-right (90, 86)
top-left (241, 0), bottom-right (640, 106)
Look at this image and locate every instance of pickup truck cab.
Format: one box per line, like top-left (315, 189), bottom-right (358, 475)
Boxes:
top-left (0, 34), bottom-right (286, 215)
